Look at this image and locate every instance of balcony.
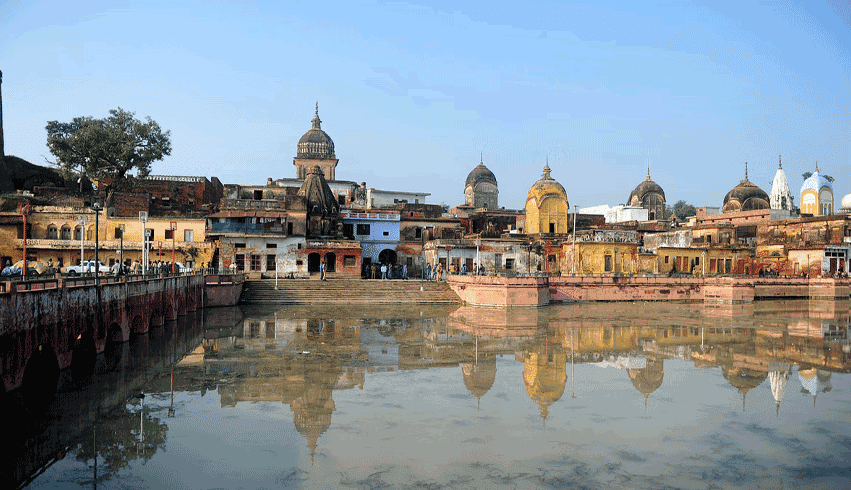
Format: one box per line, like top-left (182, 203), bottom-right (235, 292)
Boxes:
top-left (16, 239), bottom-right (212, 251)
top-left (207, 222), bottom-right (287, 236)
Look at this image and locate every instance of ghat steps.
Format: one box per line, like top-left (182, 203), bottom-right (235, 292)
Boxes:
top-left (239, 277), bottom-right (462, 305)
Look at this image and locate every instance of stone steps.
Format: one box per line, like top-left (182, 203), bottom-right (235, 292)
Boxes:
top-left (239, 278), bottom-right (462, 305)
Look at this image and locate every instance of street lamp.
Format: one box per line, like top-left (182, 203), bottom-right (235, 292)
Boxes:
top-left (118, 224), bottom-right (125, 273)
top-left (92, 201), bottom-right (102, 284)
top-left (78, 215), bottom-right (87, 269)
top-left (139, 211), bottom-right (148, 275)
top-left (170, 221), bottom-right (177, 274)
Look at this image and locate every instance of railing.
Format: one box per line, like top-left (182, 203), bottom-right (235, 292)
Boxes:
top-left (207, 223), bottom-right (287, 234)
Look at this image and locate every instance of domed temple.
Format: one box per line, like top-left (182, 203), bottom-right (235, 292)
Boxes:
top-left (525, 163), bottom-right (569, 235)
top-left (297, 165), bottom-right (341, 238)
top-left (523, 345), bottom-right (566, 420)
top-left (294, 104), bottom-right (338, 180)
top-left (722, 162), bottom-right (770, 213)
top-left (464, 156), bottom-right (498, 209)
top-left (627, 168), bottom-right (666, 220)
top-left (800, 162), bottom-right (833, 216)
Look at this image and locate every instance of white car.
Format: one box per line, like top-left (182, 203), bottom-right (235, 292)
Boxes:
top-left (65, 260), bottom-right (111, 275)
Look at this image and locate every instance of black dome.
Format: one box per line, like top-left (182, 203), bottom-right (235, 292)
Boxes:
top-left (297, 107), bottom-right (335, 159)
top-left (465, 162), bottom-right (497, 188)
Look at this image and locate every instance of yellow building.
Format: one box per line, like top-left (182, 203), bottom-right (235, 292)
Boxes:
top-left (524, 164), bottom-right (569, 235)
top-left (561, 241), bottom-right (644, 275)
top-left (799, 163), bottom-right (833, 216)
top-left (104, 215), bottom-right (212, 268)
top-left (0, 202), bottom-right (211, 270)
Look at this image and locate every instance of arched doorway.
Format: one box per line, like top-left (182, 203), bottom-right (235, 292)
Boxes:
top-left (325, 253), bottom-right (336, 272)
top-left (308, 252), bottom-right (321, 272)
top-left (378, 249), bottom-right (397, 264)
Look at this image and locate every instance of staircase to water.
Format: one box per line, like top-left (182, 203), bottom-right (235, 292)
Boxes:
top-left (239, 277), bottom-right (462, 305)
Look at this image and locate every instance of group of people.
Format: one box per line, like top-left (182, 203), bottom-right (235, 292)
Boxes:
top-left (362, 262), bottom-right (408, 280)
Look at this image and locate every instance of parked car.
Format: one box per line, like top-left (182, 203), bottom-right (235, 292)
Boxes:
top-left (65, 260), bottom-right (111, 275)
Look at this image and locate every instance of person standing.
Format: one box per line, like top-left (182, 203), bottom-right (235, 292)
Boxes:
top-left (402, 263), bottom-right (408, 279)
top-left (381, 263), bottom-right (387, 279)
top-left (320, 260), bottom-right (326, 281)
top-left (426, 263), bottom-right (432, 281)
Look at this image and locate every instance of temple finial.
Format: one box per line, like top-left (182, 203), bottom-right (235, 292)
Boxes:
top-left (315, 101), bottom-right (318, 117)
top-left (815, 161), bottom-right (819, 173)
top-left (480, 152), bottom-right (483, 164)
top-left (779, 155), bottom-right (782, 169)
top-left (647, 163), bottom-right (650, 179)
top-left (744, 161), bottom-right (748, 181)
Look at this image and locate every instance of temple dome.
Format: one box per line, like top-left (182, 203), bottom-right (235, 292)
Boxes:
top-left (526, 165), bottom-right (568, 205)
top-left (297, 106), bottom-right (335, 159)
top-left (770, 157), bottom-right (793, 211)
top-left (628, 175), bottom-right (665, 205)
top-left (841, 193), bottom-right (851, 211)
top-left (298, 166), bottom-right (339, 217)
top-left (800, 168), bottom-right (832, 195)
top-left (465, 162), bottom-right (498, 188)
top-left (462, 354), bottom-right (497, 400)
top-left (722, 164), bottom-right (769, 213)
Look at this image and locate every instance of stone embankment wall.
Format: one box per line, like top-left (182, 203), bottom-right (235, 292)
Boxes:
top-left (447, 275), bottom-right (851, 307)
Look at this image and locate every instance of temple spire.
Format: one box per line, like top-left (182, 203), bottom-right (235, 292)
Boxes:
top-left (779, 155), bottom-right (782, 169)
top-left (744, 161), bottom-right (748, 181)
top-left (815, 161), bottom-right (819, 173)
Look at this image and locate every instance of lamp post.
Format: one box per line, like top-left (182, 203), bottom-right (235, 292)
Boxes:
top-left (572, 204), bottom-right (577, 275)
top-left (139, 211), bottom-right (148, 275)
top-left (92, 201), bottom-right (102, 284)
top-left (118, 224), bottom-right (125, 273)
top-left (170, 221), bottom-right (177, 274)
top-left (78, 215), bottom-right (87, 269)
top-left (420, 228), bottom-right (425, 291)
top-left (19, 201), bottom-right (30, 279)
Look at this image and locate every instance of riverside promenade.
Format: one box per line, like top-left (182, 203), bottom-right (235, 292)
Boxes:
top-left (447, 274), bottom-right (851, 307)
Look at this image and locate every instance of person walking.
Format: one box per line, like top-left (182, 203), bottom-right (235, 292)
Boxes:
top-left (402, 264), bottom-right (408, 279)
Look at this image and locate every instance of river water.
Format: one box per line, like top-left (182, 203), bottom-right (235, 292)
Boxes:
top-left (12, 300), bottom-right (851, 489)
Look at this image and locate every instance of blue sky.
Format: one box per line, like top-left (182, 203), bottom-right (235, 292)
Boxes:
top-left (1, 0), bottom-right (849, 210)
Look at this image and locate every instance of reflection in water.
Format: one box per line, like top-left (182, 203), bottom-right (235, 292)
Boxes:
top-left (15, 301), bottom-right (851, 489)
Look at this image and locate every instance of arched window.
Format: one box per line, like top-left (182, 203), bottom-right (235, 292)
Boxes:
top-left (47, 225), bottom-right (58, 239)
top-left (61, 226), bottom-right (72, 240)
top-left (74, 225), bottom-right (83, 240)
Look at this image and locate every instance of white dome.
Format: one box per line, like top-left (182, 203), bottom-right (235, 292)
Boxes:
top-left (841, 193), bottom-right (851, 210)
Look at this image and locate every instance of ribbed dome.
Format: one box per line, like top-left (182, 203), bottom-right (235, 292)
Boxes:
top-left (800, 167), bottom-right (832, 195)
top-left (526, 165), bottom-right (568, 205)
top-left (628, 173), bottom-right (665, 205)
top-left (722, 164), bottom-right (769, 213)
top-left (465, 162), bottom-right (498, 188)
top-left (841, 193), bottom-right (851, 210)
top-left (297, 106), bottom-right (335, 159)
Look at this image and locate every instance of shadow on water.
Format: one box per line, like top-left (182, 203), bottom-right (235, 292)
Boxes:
top-left (3, 308), bottom-right (217, 489)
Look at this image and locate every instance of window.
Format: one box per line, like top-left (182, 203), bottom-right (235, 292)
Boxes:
top-left (344, 255), bottom-right (356, 267)
top-left (165, 229), bottom-right (174, 240)
top-left (47, 226), bottom-right (58, 239)
top-left (505, 258), bottom-right (515, 270)
top-left (338, 195), bottom-right (345, 205)
top-left (296, 260), bottom-right (303, 266)
top-left (234, 254), bottom-right (245, 271)
top-left (495, 254), bottom-right (503, 268)
top-left (415, 228), bottom-right (422, 239)
top-left (549, 223), bottom-right (555, 234)
top-left (114, 227), bottom-right (123, 239)
top-left (665, 256), bottom-right (669, 264)
top-left (382, 231), bottom-right (389, 236)
top-left (251, 255), bottom-right (261, 271)
top-left (184, 229), bottom-right (193, 242)
top-left (357, 224), bottom-right (370, 235)
top-left (266, 255), bottom-right (276, 271)
top-left (266, 243), bottom-right (277, 249)
top-left (604, 255), bottom-right (613, 272)
top-left (287, 222), bottom-right (293, 235)
top-left (61, 226), bottom-right (71, 240)
top-left (234, 243), bottom-right (246, 249)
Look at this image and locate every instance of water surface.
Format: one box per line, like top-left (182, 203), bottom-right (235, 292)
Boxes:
top-left (16, 301), bottom-right (851, 489)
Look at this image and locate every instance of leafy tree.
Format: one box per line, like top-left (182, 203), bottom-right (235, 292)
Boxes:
top-left (46, 108), bottom-right (171, 204)
top-left (669, 200), bottom-right (696, 221)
